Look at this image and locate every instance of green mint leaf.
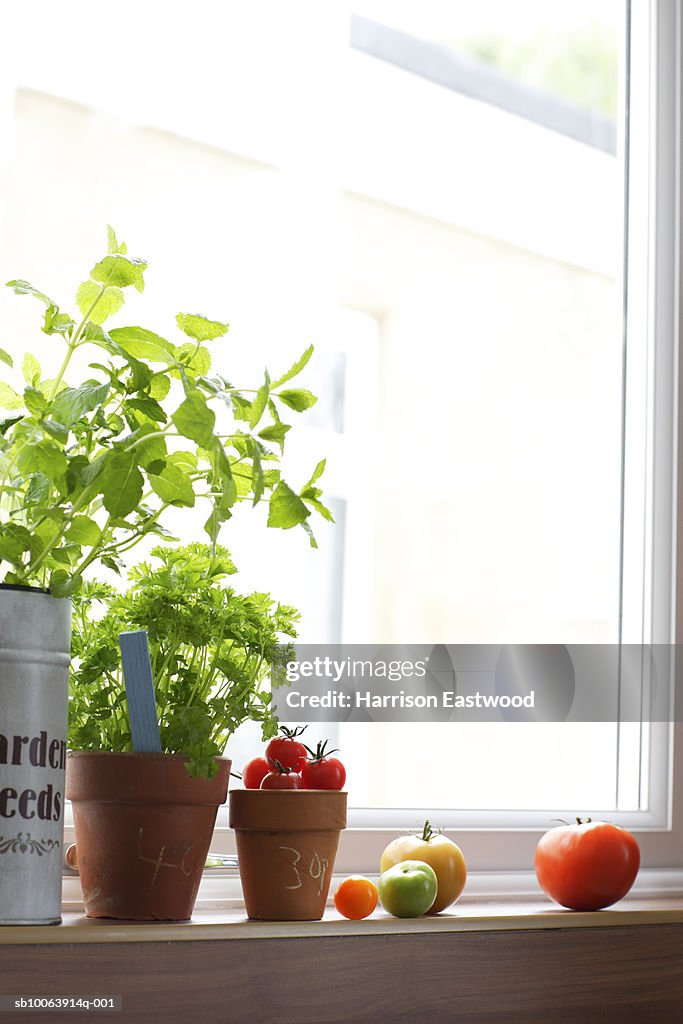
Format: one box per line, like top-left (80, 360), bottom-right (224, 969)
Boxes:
top-left (108, 326), bottom-right (175, 362)
top-left (177, 342), bottom-right (212, 376)
top-left (100, 453), bottom-right (144, 517)
top-left (80, 451), bottom-right (109, 486)
top-left (267, 481), bottom-right (311, 529)
top-left (168, 451), bottom-right (198, 472)
top-left (248, 382), bottom-right (269, 429)
top-left (23, 386), bottom-right (48, 417)
top-left (90, 254), bottom-right (147, 292)
top-left (82, 322), bottom-right (112, 345)
top-left (126, 396), bottom-right (168, 424)
top-left (176, 313), bottom-right (229, 342)
top-left (0, 413), bottom-right (23, 436)
top-left (230, 393), bottom-right (252, 421)
top-left (6, 279), bottom-right (55, 307)
top-left (2, 524), bottom-right (32, 557)
top-left (42, 418), bottom-right (69, 443)
top-left (0, 538), bottom-right (26, 568)
top-left (48, 569), bottom-right (82, 598)
top-left (25, 472), bottom-right (50, 506)
top-left (148, 464), bottom-right (196, 508)
top-left (304, 458), bottom-right (326, 489)
top-left (53, 380), bottom-right (110, 429)
top-left (210, 443), bottom-right (237, 511)
top-left (0, 382), bottom-right (25, 411)
top-left (66, 516), bottom-right (102, 547)
top-left (303, 496), bottom-right (335, 523)
top-left (204, 508), bottom-right (222, 546)
top-left (271, 345), bottom-right (314, 388)
top-left (149, 374), bottom-right (171, 400)
top-left (50, 546), bottom-right (76, 567)
top-left (276, 388), bottom-right (317, 412)
top-left (172, 390), bottom-right (216, 448)
top-left (0, 347), bottom-right (13, 368)
top-left (106, 225), bottom-right (127, 255)
top-left (258, 421), bottom-right (291, 452)
top-left (17, 440), bottom-right (67, 482)
top-left (133, 433), bottom-right (168, 470)
top-left (124, 355), bottom-right (152, 392)
top-left (249, 439), bottom-right (265, 505)
top-left (22, 353), bottom-right (41, 386)
top-left (263, 469), bottom-right (281, 487)
top-left (42, 305), bottom-right (74, 337)
top-left (76, 280), bottom-right (125, 324)
top-left (88, 330), bottom-right (154, 392)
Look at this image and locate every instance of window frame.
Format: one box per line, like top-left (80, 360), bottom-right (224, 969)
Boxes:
top-left (57, 0), bottom-right (683, 889)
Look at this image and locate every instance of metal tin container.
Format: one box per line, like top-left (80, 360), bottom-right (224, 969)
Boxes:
top-left (0, 586), bottom-right (71, 924)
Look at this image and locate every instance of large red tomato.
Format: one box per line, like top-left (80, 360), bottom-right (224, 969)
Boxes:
top-left (534, 819), bottom-right (640, 911)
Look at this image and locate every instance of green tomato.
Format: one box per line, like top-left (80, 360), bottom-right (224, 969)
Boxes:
top-left (378, 860), bottom-right (438, 918)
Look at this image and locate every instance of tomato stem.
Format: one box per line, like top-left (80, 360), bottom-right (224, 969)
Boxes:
top-left (279, 724), bottom-right (308, 739)
top-left (417, 820), bottom-right (443, 842)
top-left (302, 739), bottom-right (339, 764)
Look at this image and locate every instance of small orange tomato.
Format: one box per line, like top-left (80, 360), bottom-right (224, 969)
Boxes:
top-left (333, 875), bottom-right (379, 920)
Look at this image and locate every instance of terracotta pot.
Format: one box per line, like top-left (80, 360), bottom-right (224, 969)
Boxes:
top-left (229, 789), bottom-right (347, 920)
top-left (66, 751), bottom-right (230, 921)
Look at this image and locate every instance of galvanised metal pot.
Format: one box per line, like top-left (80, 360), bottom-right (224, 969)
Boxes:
top-left (0, 585), bottom-right (72, 925)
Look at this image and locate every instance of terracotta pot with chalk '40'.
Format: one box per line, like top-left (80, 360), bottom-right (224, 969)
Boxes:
top-left (229, 789), bottom-right (347, 920)
top-left (66, 751), bottom-right (230, 921)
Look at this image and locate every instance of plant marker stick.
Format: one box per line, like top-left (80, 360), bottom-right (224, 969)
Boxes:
top-left (119, 630), bottom-right (162, 752)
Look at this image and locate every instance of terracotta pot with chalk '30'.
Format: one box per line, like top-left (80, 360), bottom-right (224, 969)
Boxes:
top-left (229, 789), bottom-right (347, 920)
top-left (66, 751), bottom-right (230, 921)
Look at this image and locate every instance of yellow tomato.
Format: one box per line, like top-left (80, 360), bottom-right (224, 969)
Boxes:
top-left (380, 821), bottom-right (466, 914)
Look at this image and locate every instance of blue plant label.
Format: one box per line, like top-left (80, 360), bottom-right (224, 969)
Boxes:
top-left (119, 630), bottom-right (162, 753)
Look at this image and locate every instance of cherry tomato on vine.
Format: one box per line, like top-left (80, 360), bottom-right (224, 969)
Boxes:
top-left (242, 756), bottom-right (270, 790)
top-left (334, 876), bottom-right (379, 920)
top-left (300, 740), bottom-right (346, 790)
top-left (265, 726), bottom-right (308, 772)
top-left (260, 759), bottom-right (303, 790)
top-left (534, 818), bottom-right (640, 911)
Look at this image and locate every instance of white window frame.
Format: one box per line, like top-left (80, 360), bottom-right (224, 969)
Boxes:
top-left (339, 0), bottom-right (683, 876)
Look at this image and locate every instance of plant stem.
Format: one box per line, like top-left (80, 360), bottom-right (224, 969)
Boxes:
top-left (48, 282), bottom-right (107, 402)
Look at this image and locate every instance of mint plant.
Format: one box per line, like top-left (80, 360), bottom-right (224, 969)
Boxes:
top-left (69, 543), bottom-right (298, 777)
top-left (0, 228), bottom-right (331, 596)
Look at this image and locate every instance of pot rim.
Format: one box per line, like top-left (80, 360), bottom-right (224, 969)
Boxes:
top-left (229, 787), bottom-right (347, 831)
top-left (67, 750), bottom-right (230, 764)
top-left (0, 582), bottom-right (51, 595)
top-left (66, 751), bottom-right (232, 805)
top-left (230, 787), bottom-right (347, 794)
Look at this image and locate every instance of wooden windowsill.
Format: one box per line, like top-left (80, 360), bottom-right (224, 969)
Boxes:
top-left (2, 896), bottom-right (683, 945)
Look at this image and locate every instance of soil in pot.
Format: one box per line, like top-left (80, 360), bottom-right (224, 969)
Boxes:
top-left (229, 789), bottom-right (347, 920)
top-left (66, 751), bottom-right (230, 921)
